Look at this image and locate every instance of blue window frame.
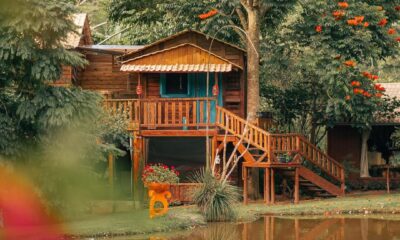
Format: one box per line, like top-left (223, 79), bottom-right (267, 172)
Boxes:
top-left (160, 73), bottom-right (192, 98)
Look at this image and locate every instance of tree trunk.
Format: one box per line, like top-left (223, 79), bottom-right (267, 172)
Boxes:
top-left (245, 8), bottom-right (261, 200)
top-left (246, 9), bottom-right (260, 122)
top-left (360, 130), bottom-right (371, 178)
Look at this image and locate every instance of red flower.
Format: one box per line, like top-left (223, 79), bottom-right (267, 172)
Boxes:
top-left (374, 84), bottom-right (386, 92)
top-left (378, 19), bottom-right (388, 26)
top-left (363, 91), bottom-right (372, 98)
top-left (362, 71), bottom-right (372, 78)
top-left (395, 6), bottom-right (400, 11)
top-left (315, 25), bottom-right (322, 33)
top-left (199, 9), bottom-right (218, 20)
top-left (363, 22), bottom-right (370, 27)
top-left (351, 81), bottom-right (361, 87)
top-left (397, 37), bottom-right (400, 42)
top-left (344, 60), bottom-right (356, 67)
top-left (338, 2), bottom-right (349, 9)
top-left (371, 75), bottom-right (379, 81)
top-left (388, 28), bottom-right (396, 35)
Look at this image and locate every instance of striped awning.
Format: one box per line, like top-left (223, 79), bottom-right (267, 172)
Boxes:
top-left (120, 64), bottom-right (232, 72)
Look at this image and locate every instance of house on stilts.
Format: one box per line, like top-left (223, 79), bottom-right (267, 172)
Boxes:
top-left (59, 14), bottom-right (346, 204)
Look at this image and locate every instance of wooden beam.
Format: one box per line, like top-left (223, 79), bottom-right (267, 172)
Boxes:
top-left (140, 130), bottom-right (217, 137)
top-left (271, 168), bottom-right (275, 204)
top-left (265, 167), bottom-right (270, 204)
top-left (243, 166), bottom-right (248, 205)
top-left (108, 153), bottom-right (114, 186)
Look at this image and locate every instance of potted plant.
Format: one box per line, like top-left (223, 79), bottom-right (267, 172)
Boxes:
top-left (142, 163), bottom-right (179, 193)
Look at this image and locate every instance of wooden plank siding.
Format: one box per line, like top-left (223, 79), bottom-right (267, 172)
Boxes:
top-left (52, 65), bottom-right (73, 86)
top-left (78, 52), bottom-right (138, 95)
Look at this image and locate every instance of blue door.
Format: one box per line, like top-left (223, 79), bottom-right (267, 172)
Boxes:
top-left (194, 73), bottom-right (223, 123)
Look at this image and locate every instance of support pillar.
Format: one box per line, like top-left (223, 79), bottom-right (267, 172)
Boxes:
top-left (264, 167), bottom-right (270, 204)
top-left (243, 166), bottom-right (248, 205)
top-left (271, 168), bottom-right (275, 204)
top-left (108, 152), bottom-right (114, 187)
top-left (294, 167), bottom-right (299, 204)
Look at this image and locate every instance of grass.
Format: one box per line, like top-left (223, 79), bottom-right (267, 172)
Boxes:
top-left (65, 193), bottom-right (400, 238)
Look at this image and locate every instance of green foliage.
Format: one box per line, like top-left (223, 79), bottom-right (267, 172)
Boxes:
top-left (107, 0), bottom-right (296, 45)
top-left (191, 169), bottom-right (240, 222)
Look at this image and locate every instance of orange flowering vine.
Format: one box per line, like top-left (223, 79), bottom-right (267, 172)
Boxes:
top-left (375, 93), bottom-right (383, 98)
top-left (363, 91), bottom-right (372, 98)
top-left (338, 2), bottom-right (349, 9)
top-left (362, 71), bottom-right (372, 78)
top-left (378, 18), bottom-right (388, 26)
top-left (315, 25), bottom-right (322, 33)
top-left (347, 19), bottom-right (358, 26)
top-left (374, 84), bottom-right (385, 92)
top-left (198, 9), bottom-right (218, 20)
top-left (344, 60), bottom-right (356, 67)
top-left (354, 16), bottom-right (365, 23)
top-left (388, 28), bottom-right (396, 35)
top-left (345, 95), bottom-right (351, 101)
top-left (363, 22), bottom-right (369, 27)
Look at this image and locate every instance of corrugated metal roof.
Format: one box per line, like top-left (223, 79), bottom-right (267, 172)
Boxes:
top-left (120, 64), bottom-right (233, 72)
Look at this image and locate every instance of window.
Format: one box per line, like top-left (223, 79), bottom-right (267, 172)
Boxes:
top-left (160, 73), bottom-right (191, 97)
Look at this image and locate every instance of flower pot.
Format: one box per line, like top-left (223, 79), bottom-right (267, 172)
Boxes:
top-left (146, 182), bottom-right (170, 193)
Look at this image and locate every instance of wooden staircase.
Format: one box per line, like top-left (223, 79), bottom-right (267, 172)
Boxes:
top-left (215, 106), bottom-right (345, 203)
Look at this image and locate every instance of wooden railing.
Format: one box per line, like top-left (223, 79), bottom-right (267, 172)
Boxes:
top-left (216, 106), bottom-right (345, 186)
top-left (270, 134), bottom-right (345, 184)
top-left (104, 98), bottom-right (216, 129)
top-left (103, 99), bottom-right (140, 124)
top-left (140, 98), bottom-right (216, 128)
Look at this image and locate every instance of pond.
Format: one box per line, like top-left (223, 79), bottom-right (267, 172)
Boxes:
top-left (107, 215), bottom-right (400, 240)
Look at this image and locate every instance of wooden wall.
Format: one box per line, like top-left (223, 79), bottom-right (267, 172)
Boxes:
top-left (327, 125), bottom-right (361, 179)
top-left (78, 52), bottom-right (138, 97)
top-left (52, 66), bottom-right (73, 86)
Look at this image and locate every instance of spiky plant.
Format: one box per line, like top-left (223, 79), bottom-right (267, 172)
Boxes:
top-left (191, 169), bottom-right (240, 222)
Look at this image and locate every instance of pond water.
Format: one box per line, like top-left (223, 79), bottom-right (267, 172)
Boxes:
top-left (105, 216), bottom-right (400, 240)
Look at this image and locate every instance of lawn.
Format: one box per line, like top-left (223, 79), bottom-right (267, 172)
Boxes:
top-left (66, 193), bottom-right (400, 238)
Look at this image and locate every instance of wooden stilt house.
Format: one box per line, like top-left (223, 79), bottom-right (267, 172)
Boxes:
top-left (61, 15), bottom-right (347, 203)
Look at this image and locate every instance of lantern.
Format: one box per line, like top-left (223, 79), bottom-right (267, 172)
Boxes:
top-left (136, 84), bottom-right (143, 95)
top-left (212, 84), bottom-right (219, 96)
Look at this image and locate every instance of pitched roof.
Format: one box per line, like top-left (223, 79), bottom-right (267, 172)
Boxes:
top-left (121, 29), bottom-right (246, 60)
top-left (63, 13), bottom-right (92, 49)
top-left (120, 43), bottom-right (242, 73)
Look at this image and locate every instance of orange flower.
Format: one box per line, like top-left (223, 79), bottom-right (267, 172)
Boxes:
top-left (363, 91), bottom-right (372, 98)
top-left (315, 25), bottom-right (322, 33)
top-left (338, 2), bottom-right (349, 9)
top-left (199, 9), bottom-right (218, 20)
top-left (363, 22), bottom-right (370, 27)
top-left (374, 84), bottom-right (385, 92)
top-left (347, 19), bottom-right (358, 26)
top-left (333, 10), bottom-right (345, 20)
top-left (351, 81), bottom-right (361, 87)
top-left (345, 95), bottom-right (351, 101)
top-left (378, 18), bottom-right (388, 26)
top-left (388, 28), bottom-right (396, 35)
top-left (354, 16), bottom-right (365, 23)
top-left (371, 75), bottom-right (379, 80)
top-left (362, 71), bottom-right (372, 78)
top-left (375, 93), bottom-right (383, 98)
top-left (353, 88), bottom-right (364, 94)
top-left (344, 60), bottom-right (356, 67)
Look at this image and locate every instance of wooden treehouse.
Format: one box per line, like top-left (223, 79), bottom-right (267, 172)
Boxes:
top-left (60, 14), bottom-right (345, 204)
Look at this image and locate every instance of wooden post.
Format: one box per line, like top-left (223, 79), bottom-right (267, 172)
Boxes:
top-left (341, 168), bottom-right (345, 195)
top-left (243, 166), bottom-right (248, 205)
top-left (294, 167), bottom-right (299, 204)
top-left (108, 152), bottom-right (114, 186)
top-left (271, 168), bottom-right (275, 204)
top-left (265, 167), bottom-right (270, 204)
top-left (386, 166), bottom-right (390, 194)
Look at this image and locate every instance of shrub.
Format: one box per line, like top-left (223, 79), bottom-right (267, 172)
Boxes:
top-left (142, 163), bottom-right (179, 184)
top-left (191, 169), bottom-right (240, 222)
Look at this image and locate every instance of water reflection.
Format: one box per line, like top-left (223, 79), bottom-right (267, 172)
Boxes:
top-left (145, 216), bottom-right (400, 240)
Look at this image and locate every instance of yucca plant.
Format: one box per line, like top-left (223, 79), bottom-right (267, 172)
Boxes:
top-left (191, 169), bottom-right (240, 222)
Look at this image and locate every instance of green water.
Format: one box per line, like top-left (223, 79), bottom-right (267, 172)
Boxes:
top-left (101, 215), bottom-right (400, 240)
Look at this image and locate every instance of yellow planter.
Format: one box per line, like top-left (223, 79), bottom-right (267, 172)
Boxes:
top-left (146, 182), bottom-right (171, 218)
